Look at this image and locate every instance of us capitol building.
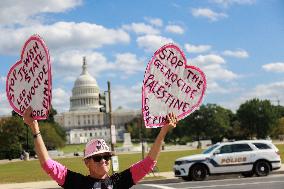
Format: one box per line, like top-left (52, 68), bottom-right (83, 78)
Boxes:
top-left (54, 57), bottom-right (140, 144)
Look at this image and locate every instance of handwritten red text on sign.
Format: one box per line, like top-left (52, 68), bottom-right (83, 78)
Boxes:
top-left (6, 35), bottom-right (51, 119)
top-left (142, 44), bottom-right (206, 128)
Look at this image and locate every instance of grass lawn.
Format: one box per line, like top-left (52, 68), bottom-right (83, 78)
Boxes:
top-left (276, 144), bottom-right (284, 162)
top-left (0, 149), bottom-right (201, 183)
top-left (0, 144), bottom-right (282, 184)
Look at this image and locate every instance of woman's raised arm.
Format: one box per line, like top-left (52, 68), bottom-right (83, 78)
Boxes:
top-left (147, 113), bottom-right (178, 161)
top-left (23, 107), bottom-right (50, 165)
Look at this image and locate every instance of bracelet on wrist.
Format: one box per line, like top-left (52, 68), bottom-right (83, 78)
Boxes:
top-left (33, 132), bottom-right (41, 138)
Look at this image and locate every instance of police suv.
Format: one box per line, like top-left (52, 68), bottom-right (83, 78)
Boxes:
top-left (174, 140), bottom-right (281, 181)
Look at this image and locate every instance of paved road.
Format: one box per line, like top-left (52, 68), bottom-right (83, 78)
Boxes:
top-left (133, 174), bottom-right (284, 189)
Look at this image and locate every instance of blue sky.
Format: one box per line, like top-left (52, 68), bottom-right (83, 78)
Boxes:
top-left (1, 0), bottom-right (284, 115)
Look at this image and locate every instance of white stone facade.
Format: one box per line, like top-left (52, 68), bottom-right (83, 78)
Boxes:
top-left (54, 57), bottom-right (140, 144)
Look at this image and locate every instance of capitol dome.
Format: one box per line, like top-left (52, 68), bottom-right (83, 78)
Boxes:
top-left (70, 57), bottom-right (100, 111)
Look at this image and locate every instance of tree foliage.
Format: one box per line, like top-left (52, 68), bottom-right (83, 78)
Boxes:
top-left (126, 99), bottom-right (283, 145)
top-left (39, 122), bottom-right (65, 150)
top-left (236, 98), bottom-right (278, 139)
top-left (271, 117), bottom-right (284, 138)
top-left (0, 117), bottom-right (29, 159)
top-left (0, 106), bottom-right (65, 159)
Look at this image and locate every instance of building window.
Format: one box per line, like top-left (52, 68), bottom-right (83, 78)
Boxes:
top-left (90, 133), bottom-right (92, 137)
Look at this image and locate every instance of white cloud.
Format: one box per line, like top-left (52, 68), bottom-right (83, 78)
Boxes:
top-left (0, 0), bottom-right (82, 25)
top-left (206, 80), bottom-right (233, 94)
top-left (112, 83), bottom-right (141, 109)
top-left (192, 8), bottom-right (227, 21)
top-left (211, 0), bottom-right (255, 7)
top-left (262, 62), bottom-right (284, 73)
top-left (0, 22), bottom-right (130, 55)
top-left (190, 54), bottom-right (226, 65)
top-left (184, 43), bottom-right (211, 53)
top-left (145, 17), bottom-right (163, 27)
top-left (203, 64), bottom-right (238, 81)
top-left (52, 88), bottom-right (70, 112)
top-left (53, 50), bottom-right (114, 81)
top-left (165, 25), bottom-right (184, 34)
top-left (223, 49), bottom-right (249, 58)
top-left (225, 81), bottom-right (284, 111)
top-left (0, 92), bottom-right (12, 115)
top-left (189, 54), bottom-right (238, 95)
top-left (0, 76), bottom-right (6, 83)
top-left (137, 35), bottom-right (174, 52)
top-left (246, 81), bottom-right (284, 101)
top-left (122, 22), bottom-right (160, 35)
top-left (53, 50), bottom-right (147, 82)
top-left (114, 53), bottom-right (146, 75)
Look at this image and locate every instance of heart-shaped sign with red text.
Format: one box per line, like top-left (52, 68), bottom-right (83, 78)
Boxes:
top-left (6, 35), bottom-right (51, 120)
top-left (142, 44), bottom-right (206, 128)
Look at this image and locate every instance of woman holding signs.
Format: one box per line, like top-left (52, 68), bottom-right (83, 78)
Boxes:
top-left (23, 107), bottom-right (178, 189)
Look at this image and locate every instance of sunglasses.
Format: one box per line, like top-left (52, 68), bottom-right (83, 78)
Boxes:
top-left (91, 155), bottom-right (112, 162)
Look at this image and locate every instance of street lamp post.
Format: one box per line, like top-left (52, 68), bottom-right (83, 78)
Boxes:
top-left (107, 81), bottom-right (114, 152)
top-left (26, 124), bottom-right (29, 151)
top-left (139, 114), bottom-right (145, 160)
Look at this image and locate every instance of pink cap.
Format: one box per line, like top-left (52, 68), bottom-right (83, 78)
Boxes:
top-left (84, 139), bottom-right (111, 159)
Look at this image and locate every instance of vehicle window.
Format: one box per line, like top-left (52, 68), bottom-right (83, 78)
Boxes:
top-left (220, 145), bottom-right (232, 154)
top-left (203, 144), bottom-right (219, 154)
top-left (232, 144), bottom-right (252, 152)
top-left (253, 143), bottom-right (271, 150)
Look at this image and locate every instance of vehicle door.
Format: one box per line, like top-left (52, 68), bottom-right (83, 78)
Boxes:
top-left (210, 144), bottom-right (234, 174)
top-left (211, 143), bottom-right (254, 174)
top-left (231, 143), bottom-right (255, 172)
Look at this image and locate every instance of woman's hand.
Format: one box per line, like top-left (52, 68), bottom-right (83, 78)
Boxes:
top-left (166, 112), bottom-right (178, 128)
top-left (23, 107), bottom-right (39, 133)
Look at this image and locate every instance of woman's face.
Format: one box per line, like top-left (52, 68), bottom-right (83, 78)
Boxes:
top-left (86, 152), bottom-right (111, 178)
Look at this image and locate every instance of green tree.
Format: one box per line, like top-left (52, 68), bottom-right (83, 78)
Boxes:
top-left (236, 98), bottom-right (278, 139)
top-left (126, 116), bottom-right (160, 143)
top-left (40, 122), bottom-right (65, 150)
top-left (177, 104), bottom-right (232, 144)
top-left (271, 117), bottom-right (284, 139)
top-left (0, 106), bottom-right (66, 160)
top-left (125, 116), bottom-right (141, 140)
top-left (201, 104), bottom-right (232, 143)
top-left (0, 117), bottom-right (28, 159)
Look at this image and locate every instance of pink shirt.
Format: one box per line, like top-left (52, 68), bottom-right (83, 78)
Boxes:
top-left (42, 156), bottom-right (156, 185)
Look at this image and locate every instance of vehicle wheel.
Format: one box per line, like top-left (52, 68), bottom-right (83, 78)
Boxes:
top-left (189, 164), bottom-right (207, 181)
top-left (241, 171), bottom-right (254, 177)
top-left (181, 176), bottom-right (192, 181)
top-left (254, 161), bottom-right (270, 177)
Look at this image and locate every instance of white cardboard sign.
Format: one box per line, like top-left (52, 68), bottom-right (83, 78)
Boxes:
top-left (6, 35), bottom-right (52, 120)
top-left (142, 44), bottom-right (207, 128)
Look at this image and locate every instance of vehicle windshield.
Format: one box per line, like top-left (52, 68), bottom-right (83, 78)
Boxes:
top-left (202, 144), bottom-right (219, 154)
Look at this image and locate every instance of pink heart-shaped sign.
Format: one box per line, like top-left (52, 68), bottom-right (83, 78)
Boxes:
top-left (6, 34), bottom-right (52, 120)
top-left (142, 44), bottom-right (207, 128)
